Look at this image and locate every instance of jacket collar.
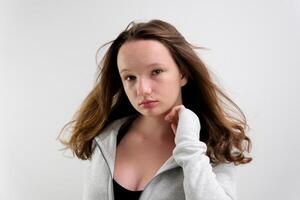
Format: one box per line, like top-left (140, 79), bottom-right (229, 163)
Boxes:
top-left (94, 114), bottom-right (179, 177)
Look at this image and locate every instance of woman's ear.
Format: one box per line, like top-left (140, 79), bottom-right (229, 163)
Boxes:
top-left (180, 73), bottom-right (188, 87)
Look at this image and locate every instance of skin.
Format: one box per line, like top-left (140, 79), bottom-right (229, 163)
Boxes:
top-left (117, 39), bottom-right (187, 138)
top-left (114, 39), bottom-right (188, 190)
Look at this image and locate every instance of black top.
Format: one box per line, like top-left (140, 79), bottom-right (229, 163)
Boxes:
top-left (113, 114), bottom-right (143, 200)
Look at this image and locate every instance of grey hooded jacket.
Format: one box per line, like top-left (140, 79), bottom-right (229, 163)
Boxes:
top-left (82, 107), bottom-right (237, 200)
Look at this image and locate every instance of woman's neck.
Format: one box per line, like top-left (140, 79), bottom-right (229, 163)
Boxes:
top-left (131, 114), bottom-right (174, 142)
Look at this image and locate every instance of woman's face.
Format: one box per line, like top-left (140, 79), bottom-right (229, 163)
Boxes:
top-left (117, 39), bottom-right (187, 117)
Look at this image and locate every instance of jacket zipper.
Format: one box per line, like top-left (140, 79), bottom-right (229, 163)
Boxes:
top-left (138, 161), bottom-right (176, 200)
top-left (96, 142), bottom-right (114, 200)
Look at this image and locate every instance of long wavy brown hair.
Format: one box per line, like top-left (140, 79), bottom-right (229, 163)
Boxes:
top-left (57, 19), bottom-right (252, 166)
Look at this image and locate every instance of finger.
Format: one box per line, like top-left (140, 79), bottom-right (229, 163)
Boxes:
top-left (172, 105), bottom-right (183, 120)
top-left (169, 105), bottom-right (182, 118)
top-left (165, 105), bottom-right (185, 121)
top-left (171, 123), bottom-right (176, 134)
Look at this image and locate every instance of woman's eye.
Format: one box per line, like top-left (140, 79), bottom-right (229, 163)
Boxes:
top-left (152, 69), bottom-right (163, 75)
top-left (124, 75), bottom-right (135, 81)
top-left (124, 69), bottom-right (162, 82)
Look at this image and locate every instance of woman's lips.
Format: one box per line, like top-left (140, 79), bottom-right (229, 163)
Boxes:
top-left (140, 101), bottom-right (158, 108)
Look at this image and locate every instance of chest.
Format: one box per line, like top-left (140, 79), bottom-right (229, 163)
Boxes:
top-left (113, 132), bottom-right (175, 191)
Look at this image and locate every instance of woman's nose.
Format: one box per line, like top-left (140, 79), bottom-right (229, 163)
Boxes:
top-left (136, 77), bottom-right (152, 96)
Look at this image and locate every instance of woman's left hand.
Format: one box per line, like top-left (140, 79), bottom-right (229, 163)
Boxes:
top-left (164, 104), bottom-right (185, 135)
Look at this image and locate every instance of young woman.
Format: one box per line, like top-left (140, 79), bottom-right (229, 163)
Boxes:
top-left (58, 19), bottom-right (252, 200)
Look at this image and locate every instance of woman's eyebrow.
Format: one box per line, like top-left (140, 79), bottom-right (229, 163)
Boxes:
top-left (120, 69), bottom-right (130, 74)
top-left (120, 62), bottom-right (163, 74)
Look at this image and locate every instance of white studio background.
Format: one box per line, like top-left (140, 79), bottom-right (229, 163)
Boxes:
top-left (1, 0), bottom-right (299, 200)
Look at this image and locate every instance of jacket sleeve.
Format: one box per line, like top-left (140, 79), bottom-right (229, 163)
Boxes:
top-left (172, 107), bottom-right (237, 200)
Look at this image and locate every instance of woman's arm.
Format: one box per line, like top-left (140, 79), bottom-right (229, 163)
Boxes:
top-left (170, 107), bottom-right (237, 200)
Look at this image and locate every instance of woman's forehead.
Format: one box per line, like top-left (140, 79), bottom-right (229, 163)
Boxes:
top-left (117, 40), bottom-right (174, 71)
